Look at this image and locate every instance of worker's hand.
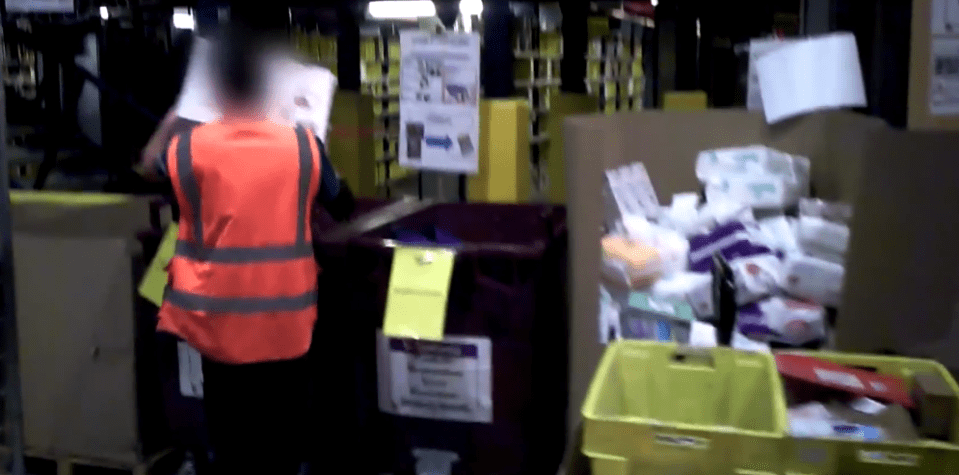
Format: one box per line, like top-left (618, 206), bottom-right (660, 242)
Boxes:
top-left (136, 141), bottom-right (165, 181)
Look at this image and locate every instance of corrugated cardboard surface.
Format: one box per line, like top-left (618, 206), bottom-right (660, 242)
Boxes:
top-left (840, 131), bottom-right (959, 370)
top-left (15, 237), bottom-right (139, 462)
top-left (909, 0), bottom-right (959, 130)
top-left (562, 109), bottom-right (893, 444)
top-left (12, 193), bottom-right (155, 462)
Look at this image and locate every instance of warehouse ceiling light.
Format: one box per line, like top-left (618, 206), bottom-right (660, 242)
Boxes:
top-left (99, 6), bottom-right (108, 20)
top-left (368, 0), bottom-right (436, 19)
top-left (173, 7), bottom-right (195, 30)
top-left (459, 0), bottom-right (483, 16)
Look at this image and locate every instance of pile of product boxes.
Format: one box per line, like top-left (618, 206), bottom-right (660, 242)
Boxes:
top-left (592, 144), bottom-right (959, 474)
top-left (600, 145), bottom-right (851, 351)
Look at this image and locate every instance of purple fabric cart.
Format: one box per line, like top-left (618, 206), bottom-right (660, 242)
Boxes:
top-left (311, 202), bottom-right (568, 475)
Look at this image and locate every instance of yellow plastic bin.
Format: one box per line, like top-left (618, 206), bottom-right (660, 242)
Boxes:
top-left (779, 351), bottom-right (959, 475)
top-left (582, 340), bottom-right (788, 475)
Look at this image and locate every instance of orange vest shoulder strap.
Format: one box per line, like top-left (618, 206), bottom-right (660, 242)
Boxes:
top-left (293, 124), bottom-right (315, 248)
top-left (172, 128), bottom-right (202, 246)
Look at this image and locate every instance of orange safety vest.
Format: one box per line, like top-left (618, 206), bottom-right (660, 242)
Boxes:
top-left (157, 120), bottom-right (321, 364)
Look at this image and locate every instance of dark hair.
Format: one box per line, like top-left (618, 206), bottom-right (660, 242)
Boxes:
top-left (211, 24), bottom-right (266, 104)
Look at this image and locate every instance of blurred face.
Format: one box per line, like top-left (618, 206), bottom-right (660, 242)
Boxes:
top-left (211, 26), bottom-right (269, 117)
top-left (213, 82), bottom-right (267, 117)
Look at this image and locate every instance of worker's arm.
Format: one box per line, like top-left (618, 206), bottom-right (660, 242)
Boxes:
top-left (314, 136), bottom-right (355, 222)
top-left (137, 108), bottom-right (179, 180)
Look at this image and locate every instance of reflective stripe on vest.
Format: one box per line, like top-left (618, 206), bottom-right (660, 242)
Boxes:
top-left (167, 124), bottom-right (317, 313)
top-left (165, 288), bottom-right (318, 313)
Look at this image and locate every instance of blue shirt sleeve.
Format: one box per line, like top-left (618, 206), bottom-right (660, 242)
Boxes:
top-left (315, 136), bottom-right (340, 202)
top-left (154, 149), bottom-right (170, 179)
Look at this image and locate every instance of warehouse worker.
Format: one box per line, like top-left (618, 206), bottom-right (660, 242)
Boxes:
top-left (140, 23), bottom-right (352, 475)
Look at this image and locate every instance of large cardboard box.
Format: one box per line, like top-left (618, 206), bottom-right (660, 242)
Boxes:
top-left (562, 110), bottom-right (959, 450)
top-left (10, 192), bottom-right (163, 463)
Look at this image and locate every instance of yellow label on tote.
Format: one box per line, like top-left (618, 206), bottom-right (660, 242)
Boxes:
top-left (858, 450), bottom-right (920, 466)
top-left (138, 224), bottom-right (179, 307)
top-left (382, 246), bottom-right (455, 341)
top-left (653, 433), bottom-right (710, 450)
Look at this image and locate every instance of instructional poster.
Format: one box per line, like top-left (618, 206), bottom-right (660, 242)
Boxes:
top-left (930, 0), bottom-right (959, 115)
top-left (376, 332), bottom-right (493, 423)
top-left (399, 31), bottom-right (480, 174)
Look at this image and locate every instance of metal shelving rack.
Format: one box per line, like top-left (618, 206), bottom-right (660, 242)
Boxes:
top-left (586, 19), bottom-right (645, 114)
top-left (0, 21), bottom-right (26, 475)
top-left (360, 25), bottom-right (413, 198)
top-left (514, 6), bottom-right (562, 197)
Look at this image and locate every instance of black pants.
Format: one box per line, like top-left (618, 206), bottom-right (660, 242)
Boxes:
top-left (202, 356), bottom-right (308, 475)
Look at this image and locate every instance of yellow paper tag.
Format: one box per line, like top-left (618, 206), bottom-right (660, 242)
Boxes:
top-left (138, 224), bottom-right (179, 307)
top-left (382, 246), bottom-right (456, 341)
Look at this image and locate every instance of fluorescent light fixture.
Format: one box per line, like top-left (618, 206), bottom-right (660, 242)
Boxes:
top-left (460, 0), bottom-right (483, 16)
top-left (368, 0), bottom-right (436, 19)
top-left (99, 6), bottom-right (108, 20)
top-left (173, 7), bottom-right (195, 30)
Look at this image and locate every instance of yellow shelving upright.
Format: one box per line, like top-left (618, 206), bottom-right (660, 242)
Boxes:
top-left (292, 27), bottom-right (338, 72)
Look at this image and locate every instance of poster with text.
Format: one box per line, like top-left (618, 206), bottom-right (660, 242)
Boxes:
top-left (931, 1), bottom-right (959, 115)
top-left (399, 31), bottom-right (480, 174)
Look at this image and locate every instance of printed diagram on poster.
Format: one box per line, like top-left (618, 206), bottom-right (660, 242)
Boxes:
top-left (376, 332), bottom-right (492, 423)
top-left (932, 0), bottom-right (959, 35)
top-left (399, 31), bottom-right (480, 174)
top-left (930, 38), bottom-right (959, 114)
top-left (931, 0), bottom-right (959, 115)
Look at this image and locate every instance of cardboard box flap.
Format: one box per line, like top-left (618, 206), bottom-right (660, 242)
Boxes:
top-left (840, 131), bottom-right (959, 370)
top-left (11, 191), bottom-right (156, 237)
top-left (815, 111), bottom-right (887, 201)
top-left (573, 110), bottom-right (883, 204)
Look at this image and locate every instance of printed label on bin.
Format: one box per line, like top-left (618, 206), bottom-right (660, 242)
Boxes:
top-left (857, 450), bottom-right (920, 466)
top-left (177, 341), bottom-right (203, 399)
top-left (376, 332), bottom-right (492, 423)
top-left (653, 433), bottom-right (710, 450)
